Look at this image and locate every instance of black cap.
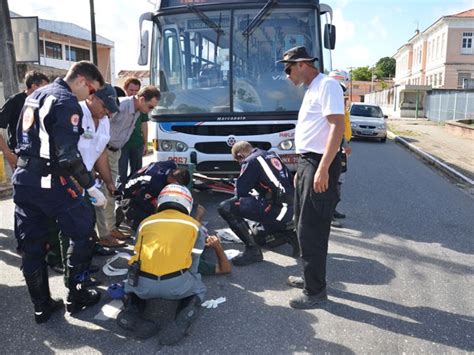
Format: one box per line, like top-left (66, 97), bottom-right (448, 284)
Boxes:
top-left (94, 83), bottom-right (120, 113)
top-left (277, 46), bottom-right (318, 64)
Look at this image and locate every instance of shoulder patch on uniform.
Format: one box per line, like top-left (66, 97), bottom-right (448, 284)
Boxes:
top-left (271, 158), bottom-right (283, 170)
top-left (70, 114), bottom-right (80, 126)
top-left (22, 106), bottom-right (35, 131)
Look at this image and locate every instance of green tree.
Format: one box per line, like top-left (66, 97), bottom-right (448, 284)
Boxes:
top-left (351, 66), bottom-right (372, 81)
top-left (374, 57), bottom-right (396, 78)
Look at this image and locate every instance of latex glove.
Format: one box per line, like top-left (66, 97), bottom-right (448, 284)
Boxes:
top-left (201, 297), bottom-right (226, 309)
top-left (87, 186), bottom-right (107, 208)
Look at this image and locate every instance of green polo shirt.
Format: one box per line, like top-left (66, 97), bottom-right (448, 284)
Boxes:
top-left (124, 112), bottom-right (149, 149)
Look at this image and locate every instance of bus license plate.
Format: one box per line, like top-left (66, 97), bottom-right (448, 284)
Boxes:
top-left (280, 154), bottom-right (298, 165)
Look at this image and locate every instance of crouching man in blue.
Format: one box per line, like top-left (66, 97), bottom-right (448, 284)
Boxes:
top-left (218, 141), bottom-right (297, 266)
top-left (13, 61), bottom-right (107, 323)
top-left (119, 184), bottom-right (206, 344)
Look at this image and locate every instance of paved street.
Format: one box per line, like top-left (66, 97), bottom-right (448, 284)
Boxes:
top-left (0, 139), bottom-right (473, 354)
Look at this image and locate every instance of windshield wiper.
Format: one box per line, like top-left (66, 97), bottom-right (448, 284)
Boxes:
top-left (187, 4), bottom-right (224, 35)
top-left (242, 0), bottom-right (278, 38)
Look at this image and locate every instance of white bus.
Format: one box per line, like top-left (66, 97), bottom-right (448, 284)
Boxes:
top-left (138, 0), bottom-right (336, 176)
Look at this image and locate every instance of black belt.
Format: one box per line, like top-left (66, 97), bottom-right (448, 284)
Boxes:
top-left (139, 269), bottom-right (188, 281)
top-left (107, 145), bottom-right (119, 152)
top-left (300, 152), bottom-right (323, 159)
top-left (17, 155), bottom-right (52, 177)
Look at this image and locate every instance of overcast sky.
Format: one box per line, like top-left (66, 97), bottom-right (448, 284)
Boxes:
top-left (9, 0), bottom-right (473, 75)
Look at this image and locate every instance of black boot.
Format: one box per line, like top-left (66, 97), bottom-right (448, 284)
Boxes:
top-left (231, 221), bottom-right (263, 266)
top-left (66, 264), bottom-right (101, 314)
top-left (159, 296), bottom-right (200, 346)
top-left (133, 298), bottom-right (179, 339)
top-left (117, 293), bottom-right (145, 331)
top-left (24, 267), bottom-right (63, 324)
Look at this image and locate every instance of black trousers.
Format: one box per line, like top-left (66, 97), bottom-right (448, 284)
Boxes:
top-left (294, 153), bottom-right (341, 295)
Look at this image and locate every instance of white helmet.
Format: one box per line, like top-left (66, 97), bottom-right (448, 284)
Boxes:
top-left (329, 70), bottom-right (350, 90)
top-left (157, 184), bottom-right (193, 214)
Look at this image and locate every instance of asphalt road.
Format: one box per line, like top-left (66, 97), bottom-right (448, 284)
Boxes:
top-left (0, 139), bottom-right (473, 354)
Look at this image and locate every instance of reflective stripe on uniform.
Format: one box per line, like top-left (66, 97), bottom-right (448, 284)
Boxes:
top-left (138, 218), bottom-right (200, 233)
top-left (192, 248), bottom-right (204, 255)
top-left (125, 175), bottom-right (152, 189)
top-left (38, 95), bottom-right (56, 160)
top-left (38, 95), bottom-right (56, 189)
top-left (276, 202), bottom-right (288, 222)
top-left (256, 156), bottom-right (285, 193)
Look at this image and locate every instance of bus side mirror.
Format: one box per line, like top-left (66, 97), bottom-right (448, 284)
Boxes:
top-left (138, 30), bottom-right (149, 66)
top-left (138, 12), bottom-right (153, 66)
top-left (324, 24), bottom-right (336, 49)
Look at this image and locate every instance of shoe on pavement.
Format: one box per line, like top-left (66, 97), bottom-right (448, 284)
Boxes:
top-left (110, 229), bottom-right (130, 241)
top-left (232, 247), bottom-right (263, 266)
top-left (99, 235), bottom-right (126, 248)
top-left (93, 244), bottom-right (116, 256)
top-left (289, 289), bottom-right (328, 309)
top-left (287, 276), bottom-right (304, 289)
top-left (333, 210), bottom-right (346, 219)
top-left (331, 219), bottom-right (342, 228)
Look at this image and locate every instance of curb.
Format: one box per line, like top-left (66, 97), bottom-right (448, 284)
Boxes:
top-left (387, 130), bottom-right (474, 186)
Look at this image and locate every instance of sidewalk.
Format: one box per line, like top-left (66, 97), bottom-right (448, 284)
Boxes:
top-left (387, 118), bottom-right (474, 187)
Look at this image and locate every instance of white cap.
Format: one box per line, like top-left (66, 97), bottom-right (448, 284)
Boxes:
top-left (157, 184), bottom-right (193, 214)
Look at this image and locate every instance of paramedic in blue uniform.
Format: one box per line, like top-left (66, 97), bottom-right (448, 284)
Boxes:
top-left (118, 160), bottom-right (190, 231)
top-left (13, 61), bottom-right (107, 323)
top-left (278, 46), bottom-right (345, 309)
top-left (218, 141), bottom-right (294, 266)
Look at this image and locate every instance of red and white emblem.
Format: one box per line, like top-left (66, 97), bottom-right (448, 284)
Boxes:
top-left (70, 114), bottom-right (80, 126)
top-left (22, 107), bottom-right (35, 131)
top-left (271, 158), bottom-right (282, 170)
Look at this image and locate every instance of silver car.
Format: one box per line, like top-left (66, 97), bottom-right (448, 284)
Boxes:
top-left (350, 103), bottom-right (388, 143)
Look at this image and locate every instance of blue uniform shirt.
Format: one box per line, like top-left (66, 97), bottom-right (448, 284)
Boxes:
top-left (13, 78), bottom-right (84, 188)
top-left (236, 148), bottom-right (294, 203)
top-left (122, 160), bottom-right (178, 201)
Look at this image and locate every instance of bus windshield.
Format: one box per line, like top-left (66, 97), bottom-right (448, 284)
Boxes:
top-left (153, 7), bottom-right (317, 115)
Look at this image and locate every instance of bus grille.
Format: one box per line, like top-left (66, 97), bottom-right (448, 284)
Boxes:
top-left (173, 124), bottom-right (294, 136)
top-left (195, 141), bottom-right (271, 154)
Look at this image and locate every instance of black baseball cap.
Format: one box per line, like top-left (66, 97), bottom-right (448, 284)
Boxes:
top-left (94, 83), bottom-right (120, 113)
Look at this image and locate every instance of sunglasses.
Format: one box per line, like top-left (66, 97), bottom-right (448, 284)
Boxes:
top-left (284, 64), bottom-right (294, 75)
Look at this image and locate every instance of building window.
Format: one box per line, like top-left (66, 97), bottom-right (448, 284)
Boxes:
top-left (438, 73), bottom-right (443, 87)
top-left (458, 72), bottom-right (471, 88)
top-left (39, 40), bottom-right (63, 59)
top-left (462, 32), bottom-right (473, 54)
top-left (65, 45), bottom-right (90, 62)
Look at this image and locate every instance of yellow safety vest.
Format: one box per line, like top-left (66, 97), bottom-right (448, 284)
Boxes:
top-left (344, 109), bottom-right (352, 142)
top-left (129, 209), bottom-right (200, 276)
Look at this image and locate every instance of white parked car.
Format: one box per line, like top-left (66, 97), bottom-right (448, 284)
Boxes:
top-left (349, 103), bottom-right (388, 143)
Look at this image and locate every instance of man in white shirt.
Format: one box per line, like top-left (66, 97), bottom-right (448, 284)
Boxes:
top-left (78, 84), bottom-right (124, 248)
top-left (278, 46), bottom-right (345, 309)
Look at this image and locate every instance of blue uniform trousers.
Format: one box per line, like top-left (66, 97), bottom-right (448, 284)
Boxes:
top-left (14, 179), bottom-right (95, 274)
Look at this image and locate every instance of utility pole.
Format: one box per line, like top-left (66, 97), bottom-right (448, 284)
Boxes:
top-left (347, 66), bottom-right (354, 103)
top-left (89, 0), bottom-right (98, 65)
top-left (0, 0), bottom-right (19, 100)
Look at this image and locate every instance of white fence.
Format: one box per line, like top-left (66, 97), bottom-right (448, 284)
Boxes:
top-left (425, 90), bottom-right (474, 122)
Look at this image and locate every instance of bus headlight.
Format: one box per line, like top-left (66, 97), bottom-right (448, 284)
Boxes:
top-left (160, 140), bottom-right (173, 151)
top-left (175, 141), bottom-right (188, 152)
top-left (279, 139), bottom-right (294, 150)
top-left (158, 140), bottom-right (188, 152)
